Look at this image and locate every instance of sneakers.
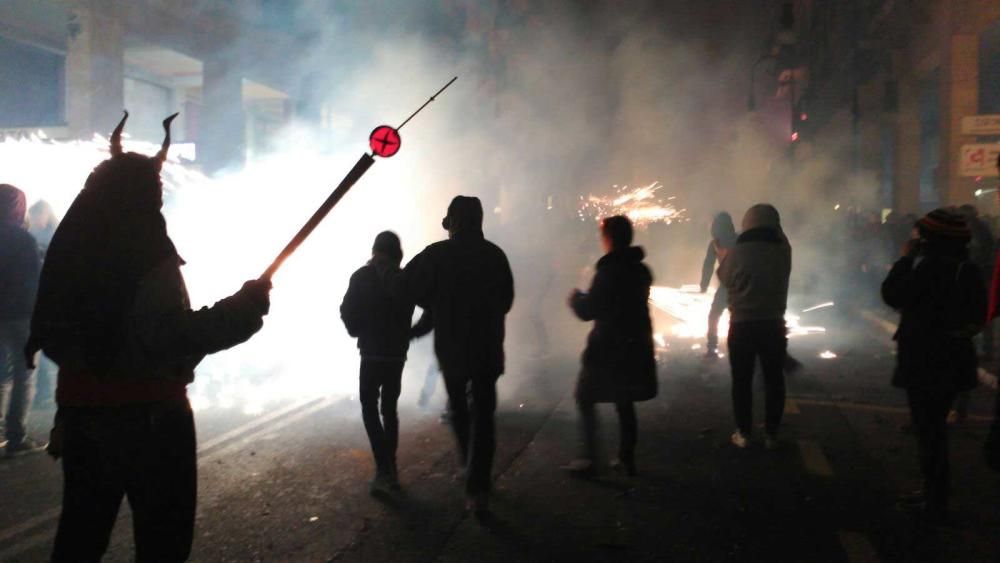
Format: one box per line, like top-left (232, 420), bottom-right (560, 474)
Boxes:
top-left (0, 438), bottom-right (7, 450)
top-left (730, 431), bottom-right (749, 449)
top-left (368, 473), bottom-right (394, 496)
top-left (465, 493), bottom-right (490, 519)
top-left (562, 458), bottom-right (597, 478)
top-left (6, 437), bottom-right (48, 458)
top-left (610, 458), bottom-right (637, 477)
top-left (763, 434), bottom-right (781, 451)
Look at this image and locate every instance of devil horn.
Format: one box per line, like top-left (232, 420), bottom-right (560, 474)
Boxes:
top-left (110, 110), bottom-right (129, 156)
top-left (157, 112), bottom-right (180, 162)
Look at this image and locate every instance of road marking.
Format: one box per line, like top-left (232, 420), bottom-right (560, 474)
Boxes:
top-left (838, 530), bottom-right (880, 563)
top-left (784, 399), bottom-right (801, 414)
top-left (0, 396), bottom-right (336, 559)
top-left (792, 398), bottom-right (993, 423)
top-left (797, 439), bottom-right (834, 478)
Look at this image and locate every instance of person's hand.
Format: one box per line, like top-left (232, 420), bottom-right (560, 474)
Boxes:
top-left (567, 289), bottom-right (582, 308)
top-left (902, 238), bottom-right (921, 258)
top-left (237, 278), bottom-right (272, 316)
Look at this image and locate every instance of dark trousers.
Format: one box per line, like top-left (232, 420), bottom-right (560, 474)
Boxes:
top-left (706, 287), bottom-right (728, 351)
top-left (577, 399), bottom-right (637, 465)
top-left (52, 399), bottom-right (196, 563)
top-left (0, 319), bottom-right (36, 445)
top-left (728, 320), bottom-right (787, 436)
top-left (906, 387), bottom-right (956, 515)
top-left (359, 359), bottom-right (403, 476)
top-left (442, 371), bottom-right (498, 495)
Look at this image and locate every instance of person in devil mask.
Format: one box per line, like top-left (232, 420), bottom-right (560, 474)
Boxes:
top-left (27, 112), bottom-right (272, 563)
top-left (377, 195), bottom-right (514, 518)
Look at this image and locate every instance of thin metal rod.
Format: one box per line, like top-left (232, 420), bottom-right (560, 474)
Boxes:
top-left (397, 76), bottom-right (457, 131)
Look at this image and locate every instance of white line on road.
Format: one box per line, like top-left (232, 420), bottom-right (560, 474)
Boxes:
top-left (838, 530), bottom-right (881, 563)
top-left (797, 439), bottom-right (834, 478)
top-left (0, 396), bottom-right (336, 559)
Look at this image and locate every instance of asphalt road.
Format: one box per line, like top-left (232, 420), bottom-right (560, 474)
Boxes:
top-left (1, 309), bottom-right (998, 562)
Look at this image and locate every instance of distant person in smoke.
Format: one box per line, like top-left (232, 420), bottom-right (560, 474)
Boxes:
top-left (700, 212), bottom-right (737, 358)
top-left (27, 199), bottom-right (60, 407)
top-left (717, 204), bottom-right (791, 450)
top-left (0, 184), bottom-right (43, 456)
top-left (565, 215), bottom-right (657, 477)
top-left (882, 208), bottom-right (985, 523)
top-left (341, 231), bottom-right (430, 495)
top-left (27, 113), bottom-right (272, 563)
top-left (377, 195), bottom-right (514, 518)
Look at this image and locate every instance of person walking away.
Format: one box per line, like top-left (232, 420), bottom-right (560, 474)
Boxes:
top-left (341, 231), bottom-right (427, 494)
top-left (700, 212), bottom-right (737, 358)
top-left (28, 199), bottom-right (60, 408)
top-left (882, 208), bottom-right (985, 523)
top-left (0, 184), bottom-right (44, 455)
top-left (717, 204), bottom-right (791, 450)
top-left (565, 215), bottom-right (657, 477)
top-left (27, 113), bottom-right (272, 562)
top-left (377, 195), bottom-right (514, 517)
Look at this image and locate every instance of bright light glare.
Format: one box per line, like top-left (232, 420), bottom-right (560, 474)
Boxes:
top-left (819, 350), bottom-right (837, 359)
top-left (648, 285), bottom-right (827, 341)
top-left (2, 131), bottom-right (426, 414)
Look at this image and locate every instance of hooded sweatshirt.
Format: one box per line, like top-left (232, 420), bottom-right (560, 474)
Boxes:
top-left (0, 184), bottom-right (40, 320)
top-left (717, 204), bottom-right (791, 323)
top-left (700, 212), bottom-right (737, 292)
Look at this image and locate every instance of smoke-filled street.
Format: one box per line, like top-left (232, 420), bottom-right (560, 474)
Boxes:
top-left (2, 307), bottom-right (997, 561)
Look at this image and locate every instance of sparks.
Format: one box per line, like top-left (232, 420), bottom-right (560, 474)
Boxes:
top-left (819, 351), bottom-right (837, 359)
top-left (648, 285), bottom-right (827, 342)
top-left (578, 181), bottom-right (685, 227)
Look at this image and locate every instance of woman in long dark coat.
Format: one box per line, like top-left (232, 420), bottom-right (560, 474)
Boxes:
top-left (566, 215), bottom-right (657, 476)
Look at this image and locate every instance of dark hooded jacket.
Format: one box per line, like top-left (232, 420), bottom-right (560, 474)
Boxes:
top-left (571, 246), bottom-right (657, 403)
top-left (383, 197), bottom-right (514, 378)
top-left (0, 185), bottom-right (40, 320)
top-left (882, 244), bottom-right (986, 392)
top-left (340, 262), bottom-right (416, 361)
top-left (700, 212), bottom-right (737, 292)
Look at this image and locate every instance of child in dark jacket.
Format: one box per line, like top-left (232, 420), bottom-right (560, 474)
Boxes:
top-left (341, 231), bottom-right (423, 494)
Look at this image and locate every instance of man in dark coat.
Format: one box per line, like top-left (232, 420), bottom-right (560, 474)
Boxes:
top-left (28, 113), bottom-right (272, 562)
top-left (566, 215), bottom-right (657, 477)
top-left (700, 212), bottom-right (737, 357)
top-left (341, 231), bottom-right (423, 494)
top-left (378, 195), bottom-right (514, 516)
top-left (717, 204), bottom-right (791, 450)
top-left (882, 208), bottom-right (985, 522)
top-left (0, 184), bottom-right (43, 455)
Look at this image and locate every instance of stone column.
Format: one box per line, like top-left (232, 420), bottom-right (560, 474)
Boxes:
top-left (893, 70), bottom-right (922, 214)
top-left (200, 53), bottom-right (244, 173)
top-left (65, 0), bottom-right (124, 138)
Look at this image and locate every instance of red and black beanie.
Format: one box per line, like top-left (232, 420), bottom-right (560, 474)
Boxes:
top-left (917, 207), bottom-right (971, 241)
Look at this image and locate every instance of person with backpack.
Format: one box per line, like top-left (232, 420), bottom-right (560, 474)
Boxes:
top-left (882, 208), bottom-right (986, 523)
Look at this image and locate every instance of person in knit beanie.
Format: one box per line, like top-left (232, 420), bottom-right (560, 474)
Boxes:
top-left (882, 207), bottom-right (986, 523)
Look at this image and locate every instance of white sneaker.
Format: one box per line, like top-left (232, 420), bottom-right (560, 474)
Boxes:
top-left (730, 431), bottom-right (749, 449)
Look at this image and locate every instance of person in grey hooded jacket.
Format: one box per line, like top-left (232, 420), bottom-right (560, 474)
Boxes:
top-left (717, 204), bottom-right (791, 449)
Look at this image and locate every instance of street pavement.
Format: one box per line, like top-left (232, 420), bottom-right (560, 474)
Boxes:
top-left (0, 310), bottom-right (998, 562)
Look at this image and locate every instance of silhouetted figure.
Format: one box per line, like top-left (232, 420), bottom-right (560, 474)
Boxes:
top-left (341, 231), bottom-right (427, 495)
top-left (27, 199), bottom-right (59, 408)
top-left (700, 212), bottom-right (737, 357)
top-left (27, 113), bottom-right (271, 563)
top-left (378, 195), bottom-right (514, 517)
top-left (882, 208), bottom-right (985, 523)
top-left (0, 184), bottom-right (43, 456)
top-left (565, 216), bottom-right (657, 477)
top-left (718, 204), bottom-right (791, 450)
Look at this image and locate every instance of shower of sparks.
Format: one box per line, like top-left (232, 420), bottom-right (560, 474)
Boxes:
top-left (802, 301), bottom-right (835, 313)
top-left (648, 285), bottom-right (827, 341)
top-left (1, 131), bottom-right (428, 414)
top-left (578, 181), bottom-right (686, 227)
